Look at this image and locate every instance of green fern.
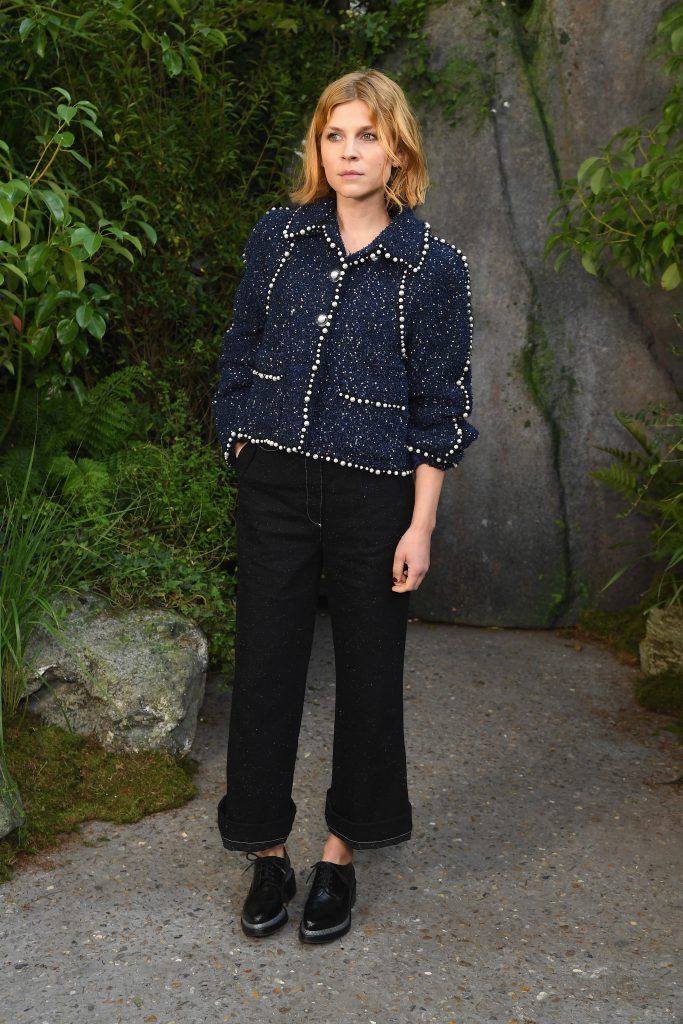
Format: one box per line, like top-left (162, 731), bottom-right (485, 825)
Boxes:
top-left (594, 444), bottom-right (652, 472)
top-left (45, 455), bottom-right (114, 516)
top-left (592, 406), bottom-right (683, 609)
top-left (590, 462), bottom-right (641, 497)
top-left (0, 366), bottom-right (154, 496)
top-left (613, 410), bottom-right (662, 458)
top-left (65, 366), bottom-right (154, 460)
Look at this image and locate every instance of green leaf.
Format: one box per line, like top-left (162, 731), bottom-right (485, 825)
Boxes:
top-left (70, 226), bottom-right (102, 256)
top-left (1, 262), bottom-right (28, 284)
top-left (74, 10), bottom-right (98, 30)
top-left (662, 232), bottom-right (676, 256)
top-left (35, 290), bottom-right (59, 326)
top-left (581, 252), bottom-right (598, 275)
top-left (186, 54), bottom-right (202, 84)
top-left (661, 262), bottom-right (681, 290)
top-left (30, 325), bottom-right (53, 360)
top-left (56, 104), bottom-right (78, 124)
top-left (577, 156), bottom-right (602, 185)
top-left (163, 48), bottom-right (184, 76)
top-left (37, 188), bottom-right (66, 223)
top-left (105, 239), bottom-right (135, 264)
top-left (136, 220), bottom-right (158, 244)
top-left (0, 196), bottom-right (14, 225)
top-left (18, 18), bottom-right (34, 41)
top-left (16, 221), bottom-right (31, 248)
top-left (86, 311), bottom-right (106, 339)
top-left (57, 318), bottom-right (79, 345)
top-left (81, 119), bottom-right (103, 140)
top-left (65, 149), bottom-right (93, 170)
top-left (1, 179), bottom-right (30, 203)
top-left (589, 166), bottom-right (609, 195)
top-left (25, 242), bottom-right (50, 275)
top-left (75, 304), bottom-right (94, 329)
top-left (73, 257), bottom-right (85, 293)
top-left (54, 131), bottom-right (75, 147)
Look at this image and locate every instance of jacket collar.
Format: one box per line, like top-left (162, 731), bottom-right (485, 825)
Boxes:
top-left (284, 194), bottom-right (429, 272)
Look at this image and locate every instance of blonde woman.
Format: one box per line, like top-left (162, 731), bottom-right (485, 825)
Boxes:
top-left (212, 67), bottom-right (479, 943)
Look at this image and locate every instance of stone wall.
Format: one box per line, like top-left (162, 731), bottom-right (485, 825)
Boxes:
top-left (412, 0), bottom-right (681, 627)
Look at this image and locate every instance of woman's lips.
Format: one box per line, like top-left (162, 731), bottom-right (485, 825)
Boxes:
top-left (340, 172), bottom-right (362, 176)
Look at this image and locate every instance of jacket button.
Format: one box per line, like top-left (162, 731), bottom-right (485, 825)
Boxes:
top-left (316, 313), bottom-right (329, 325)
top-left (329, 268), bottom-right (341, 281)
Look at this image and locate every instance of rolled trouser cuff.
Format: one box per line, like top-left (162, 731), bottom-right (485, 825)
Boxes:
top-left (324, 788), bottom-right (412, 850)
top-left (217, 794), bottom-right (297, 852)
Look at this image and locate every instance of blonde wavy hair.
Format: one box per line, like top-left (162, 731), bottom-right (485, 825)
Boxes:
top-left (289, 68), bottom-right (429, 213)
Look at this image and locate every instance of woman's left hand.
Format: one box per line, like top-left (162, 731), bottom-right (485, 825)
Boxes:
top-left (391, 525), bottom-right (432, 592)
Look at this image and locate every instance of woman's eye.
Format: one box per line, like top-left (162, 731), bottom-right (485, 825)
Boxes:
top-left (325, 131), bottom-right (377, 141)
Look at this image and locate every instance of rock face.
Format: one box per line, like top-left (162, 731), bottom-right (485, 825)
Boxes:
top-left (639, 605), bottom-right (683, 677)
top-left (409, 0), bottom-right (681, 627)
top-left (24, 593), bottom-right (208, 755)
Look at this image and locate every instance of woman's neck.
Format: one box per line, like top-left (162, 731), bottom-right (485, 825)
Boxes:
top-left (334, 192), bottom-right (392, 256)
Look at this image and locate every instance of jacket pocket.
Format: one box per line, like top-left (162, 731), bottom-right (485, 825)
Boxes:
top-left (243, 350), bottom-right (285, 436)
top-left (336, 376), bottom-right (409, 468)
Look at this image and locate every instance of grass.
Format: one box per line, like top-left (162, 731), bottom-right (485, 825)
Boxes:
top-left (634, 667), bottom-right (683, 743)
top-left (0, 710), bottom-right (199, 883)
top-left (571, 604), bottom-right (648, 665)
top-left (570, 603), bottom-right (683, 742)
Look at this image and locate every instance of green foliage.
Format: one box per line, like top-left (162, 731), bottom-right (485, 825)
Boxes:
top-left (635, 666), bottom-right (683, 716)
top-left (574, 605), bottom-right (648, 665)
top-left (590, 405), bottom-right (683, 611)
top-left (545, 3), bottom-right (683, 617)
top-left (1, 373), bottom-right (238, 679)
top-left (634, 667), bottom-right (683, 742)
top-left (0, 89), bottom-right (156, 446)
top-left (545, 3), bottom-right (683, 305)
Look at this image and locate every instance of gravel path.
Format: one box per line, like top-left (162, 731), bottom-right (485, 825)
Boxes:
top-left (1, 613), bottom-right (681, 1023)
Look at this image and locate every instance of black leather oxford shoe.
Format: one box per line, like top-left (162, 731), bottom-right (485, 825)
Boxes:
top-left (240, 847), bottom-right (297, 938)
top-left (298, 859), bottom-right (356, 943)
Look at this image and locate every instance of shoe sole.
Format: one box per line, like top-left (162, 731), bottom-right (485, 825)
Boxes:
top-left (240, 867), bottom-right (296, 938)
top-left (297, 882), bottom-right (357, 944)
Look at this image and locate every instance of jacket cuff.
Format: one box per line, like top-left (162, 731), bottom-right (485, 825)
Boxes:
top-left (408, 447), bottom-right (458, 471)
top-left (409, 450), bottom-right (446, 471)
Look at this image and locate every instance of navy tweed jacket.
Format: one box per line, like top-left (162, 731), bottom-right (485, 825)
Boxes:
top-left (212, 194), bottom-right (479, 476)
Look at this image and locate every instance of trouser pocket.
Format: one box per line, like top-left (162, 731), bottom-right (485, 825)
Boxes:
top-left (236, 439), bottom-right (258, 474)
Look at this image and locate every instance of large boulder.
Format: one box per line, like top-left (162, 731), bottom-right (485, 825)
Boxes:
top-left (409, 0), bottom-right (680, 627)
top-left (639, 605), bottom-right (683, 677)
top-left (24, 592), bottom-right (208, 754)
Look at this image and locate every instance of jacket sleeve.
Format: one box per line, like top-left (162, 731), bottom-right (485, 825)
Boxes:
top-left (405, 246), bottom-right (479, 472)
top-left (211, 214), bottom-right (270, 468)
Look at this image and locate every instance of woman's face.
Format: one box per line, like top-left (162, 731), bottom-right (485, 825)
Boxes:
top-left (319, 99), bottom-right (398, 201)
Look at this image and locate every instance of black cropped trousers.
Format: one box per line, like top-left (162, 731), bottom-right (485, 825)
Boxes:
top-left (216, 439), bottom-right (415, 852)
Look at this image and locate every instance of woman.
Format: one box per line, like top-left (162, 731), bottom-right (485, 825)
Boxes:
top-left (211, 67), bottom-right (479, 944)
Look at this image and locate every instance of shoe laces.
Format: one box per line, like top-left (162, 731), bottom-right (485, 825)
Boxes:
top-left (242, 850), bottom-right (288, 888)
top-left (305, 859), bottom-right (352, 896)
